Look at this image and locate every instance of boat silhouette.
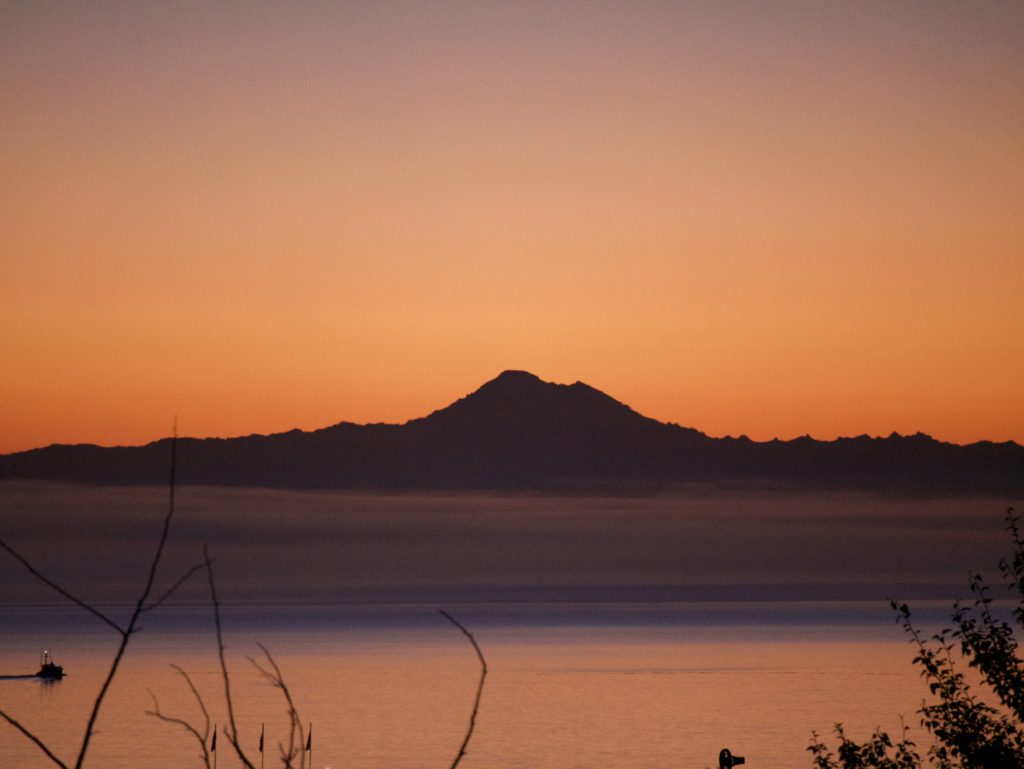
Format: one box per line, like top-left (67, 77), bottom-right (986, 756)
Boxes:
top-left (36, 650), bottom-right (64, 680)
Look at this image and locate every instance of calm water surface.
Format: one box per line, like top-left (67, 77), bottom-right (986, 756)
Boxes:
top-left (0, 604), bottom-right (930, 769)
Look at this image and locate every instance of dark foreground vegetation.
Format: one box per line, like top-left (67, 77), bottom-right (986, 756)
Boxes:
top-left (811, 508), bottom-right (1024, 769)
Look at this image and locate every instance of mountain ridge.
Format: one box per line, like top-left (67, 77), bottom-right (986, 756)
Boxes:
top-left (1, 371), bottom-right (1021, 495)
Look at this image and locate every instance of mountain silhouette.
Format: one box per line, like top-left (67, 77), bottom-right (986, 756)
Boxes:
top-left (1, 371), bottom-right (1021, 494)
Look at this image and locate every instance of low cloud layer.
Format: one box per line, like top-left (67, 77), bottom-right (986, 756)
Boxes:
top-left (0, 483), bottom-right (1015, 608)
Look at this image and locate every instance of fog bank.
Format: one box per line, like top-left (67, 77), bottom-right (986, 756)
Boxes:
top-left (0, 483), bottom-right (1015, 608)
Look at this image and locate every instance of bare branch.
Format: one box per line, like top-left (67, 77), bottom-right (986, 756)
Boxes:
top-left (205, 545), bottom-right (258, 769)
top-left (171, 664), bottom-right (212, 735)
top-left (0, 709), bottom-right (71, 769)
top-left (143, 560), bottom-right (208, 613)
top-left (0, 537), bottom-right (124, 634)
top-left (74, 431), bottom-right (180, 769)
top-left (439, 610), bottom-right (488, 769)
top-left (250, 644), bottom-right (304, 768)
top-left (0, 431), bottom-right (184, 767)
top-left (144, 681), bottom-right (211, 769)
top-left (131, 431), bottom-right (180, 616)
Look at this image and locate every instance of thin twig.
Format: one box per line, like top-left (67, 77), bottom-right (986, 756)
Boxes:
top-left (205, 545), bottom-right (257, 769)
top-left (439, 610), bottom-right (487, 769)
top-left (0, 538), bottom-right (124, 634)
top-left (73, 431), bottom-right (180, 769)
top-left (144, 560), bottom-right (208, 613)
top-left (250, 644), bottom-right (304, 768)
top-left (171, 663), bottom-right (212, 734)
top-left (145, 691), bottom-right (206, 746)
top-left (144, 672), bottom-right (212, 769)
top-left (0, 709), bottom-right (71, 769)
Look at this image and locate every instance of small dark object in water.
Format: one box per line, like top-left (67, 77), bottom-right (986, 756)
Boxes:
top-left (719, 748), bottom-right (745, 768)
top-left (36, 650), bottom-right (64, 680)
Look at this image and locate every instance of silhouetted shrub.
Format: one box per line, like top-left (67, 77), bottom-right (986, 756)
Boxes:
top-left (810, 508), bottom-right (1024, 769)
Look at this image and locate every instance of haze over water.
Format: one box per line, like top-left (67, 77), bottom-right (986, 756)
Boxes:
top-left (0, 485), bottom-right (1011, 606)
top-left (1, 486), bottom-right (1017, 768)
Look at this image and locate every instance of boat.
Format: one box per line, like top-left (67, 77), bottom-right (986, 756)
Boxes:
top-left (36, 650), bottom-right (64, 680)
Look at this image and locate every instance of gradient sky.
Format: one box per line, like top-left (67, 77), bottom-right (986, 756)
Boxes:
top-left (2, 1), bottom-right (1022, 454)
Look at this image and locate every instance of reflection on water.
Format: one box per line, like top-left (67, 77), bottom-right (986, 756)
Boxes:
top-left (0, 604), bottom-right (927, 769)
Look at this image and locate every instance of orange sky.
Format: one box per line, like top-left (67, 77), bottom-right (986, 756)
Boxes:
top-left (2, 2), bottom-right (1022, 454)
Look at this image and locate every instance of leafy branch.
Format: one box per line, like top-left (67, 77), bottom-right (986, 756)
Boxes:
top-left (811, 507), bottom-right (1024, 769)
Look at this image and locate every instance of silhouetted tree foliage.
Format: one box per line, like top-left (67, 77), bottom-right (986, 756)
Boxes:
top-left (810, 508), bottom-right (1024, 769)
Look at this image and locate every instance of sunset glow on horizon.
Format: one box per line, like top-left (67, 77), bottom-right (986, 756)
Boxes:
top-left (3, 1), bottom-right (1022, 454)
